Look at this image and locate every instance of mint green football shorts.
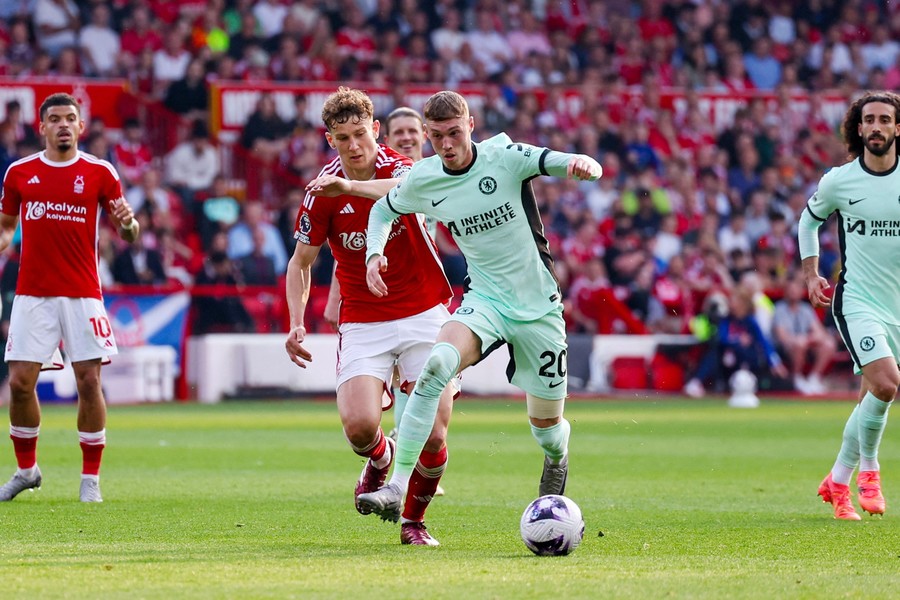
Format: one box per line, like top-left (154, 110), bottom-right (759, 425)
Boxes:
top-left (449, 295), bottom-right (568, 400)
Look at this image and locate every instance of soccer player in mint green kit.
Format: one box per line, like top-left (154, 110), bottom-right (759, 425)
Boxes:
top-left (357, 91), bottom-right (603, 522)
top-left (799, 91), bottom-right (900, 520)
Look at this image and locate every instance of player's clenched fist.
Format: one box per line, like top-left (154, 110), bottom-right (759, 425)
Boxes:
top-left (566, 155), bottom-right (603, 181)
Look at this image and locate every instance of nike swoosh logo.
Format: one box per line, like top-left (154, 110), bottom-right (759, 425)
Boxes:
top-left (848, 197), bottom-right (867, 205)
top-left (431, 196), bottom-right (448, 207)
top-left (548, 380), bottom-right (564, 388)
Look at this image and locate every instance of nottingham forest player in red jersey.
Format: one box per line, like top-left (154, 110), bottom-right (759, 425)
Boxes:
top-left (284, 87), bottom-right (454, 546)
top-left (0, 93), bottom-right (140, 503)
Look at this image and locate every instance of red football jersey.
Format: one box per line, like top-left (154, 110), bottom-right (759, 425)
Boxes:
top-left (0, 151), bottom-right (125, 299)
top-left (295, 145), bottom-right (451, 324)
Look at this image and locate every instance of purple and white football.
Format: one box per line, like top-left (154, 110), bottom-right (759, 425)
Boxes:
top-left (520, 494), bottom-right (585, 556)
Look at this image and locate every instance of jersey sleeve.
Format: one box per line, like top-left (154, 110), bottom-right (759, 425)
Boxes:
top-left (294, 191), bottom-right (330, 248)
top-left (0, 168), bottom-right (21, 216)
top-left (101, 165), bottom-right (125, 211)
top-left (499, 139), bottom-right (591, 181)
top-left (365, 166), bottom-right (422, 263)
top-left (797, 170), bottom-right (837, 259)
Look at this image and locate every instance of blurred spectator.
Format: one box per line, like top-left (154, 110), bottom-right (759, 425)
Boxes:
top-left (649, 253), bottom-right (693, 334)
top-left (84, 130), bottom-right (114, 165)
top-left (684, 285), bottom-right (788, 397)
top-left (565, 256), bottom-right (610, 334)
top-left (467, 9), bottom-right (512, 77)
top-left (157, 227), bottom-right (196, 286)
top-left (199, 175), bottom-right (241, 249)
top-left (79, 2), bottom-right (120, 77)
top-left (113, 118), bottom-right (153, 188)
top-left (0, 100), bottom-right (38, 149)
top-left (119, 6), bottom-right (163, 59)
top-left (743, 36), bottom-right (782, 90)
top-left (164, 119), bottom-right (220, 214)
top-left (228, 9), bottom-right (263, 61)
top-left (192, 249), bottom-right (254, 334)
top-left (227, 201), bottom-right (287, 274)
top-left (163, 58), bottom-right (209, 120)
top-left (111, 233), bottom-right (167, 285)
top-left (126, 168), bottom-right (184, 231)
top-left (717, 210), bottom-right (752, 258)
top-left (153, 29), bottom-right (192, 96)
top-left (240, 93), bottom-right (292, 164)
top-left (431, 7), bottom-right (465, 62)
top-left (236, 226), bottom-right (277, 286)
top-left (772, 278), bottom-right (837, 395)
top-left (33, 0), bottom-right (80, 58)
top-left (253, 0), bottom-right (288, 39)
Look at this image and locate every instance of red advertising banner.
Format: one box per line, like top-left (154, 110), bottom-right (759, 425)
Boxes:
top-left (0, 78), bottom-right (130, 130)
top-left (210, 81), bottom-right (849, 138)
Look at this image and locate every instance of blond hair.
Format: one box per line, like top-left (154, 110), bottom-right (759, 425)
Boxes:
top-left (423, 91), bottom-right (469, 122)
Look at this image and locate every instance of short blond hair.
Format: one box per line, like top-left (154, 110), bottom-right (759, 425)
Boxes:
top-left (321, 86), bottom-right (374, 131)
top-left (423, 91), bottom-right (469, 122)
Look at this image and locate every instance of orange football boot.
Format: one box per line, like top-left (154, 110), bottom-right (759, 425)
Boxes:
top-left (818, 473), bottom-right (861, 521)
top-left (857, 471), bottom-right (886, 516)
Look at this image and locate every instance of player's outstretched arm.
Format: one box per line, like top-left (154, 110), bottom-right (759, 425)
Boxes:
top-left (285, 242), bottom-right (320, 368)
top-left (306, 175), bottom-right (401, 200)
top-left (0, 214), bottom-right (19, 253)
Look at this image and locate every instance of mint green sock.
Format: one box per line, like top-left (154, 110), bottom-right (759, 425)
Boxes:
top-left (858, 392), bottom-right (892, 472)
top-left (530, 418), bottom-right (570, 463)
top-left (393, 386), bottom-right (409, 431)
top-left (389, 343), bottom-right (460, 491)
top-left (831, 404), bottom-right (860, 484)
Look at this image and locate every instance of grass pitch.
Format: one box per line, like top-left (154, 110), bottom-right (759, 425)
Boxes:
top-left (0, 397), bottom-right (898, 599)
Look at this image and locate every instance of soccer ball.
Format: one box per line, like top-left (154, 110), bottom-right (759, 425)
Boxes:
top-left (520, 494), bottom-right (585, 556)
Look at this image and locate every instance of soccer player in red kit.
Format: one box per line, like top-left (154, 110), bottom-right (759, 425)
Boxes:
top-left (0, 93), bottom-right (140, 503)
top-left (284, 88), bottom-right (454, 545)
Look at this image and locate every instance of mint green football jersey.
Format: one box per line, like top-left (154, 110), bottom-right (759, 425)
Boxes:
top-left (802, 156), bottom-right (900, 324)
top-left (368, 133), bottom-right (585, 321)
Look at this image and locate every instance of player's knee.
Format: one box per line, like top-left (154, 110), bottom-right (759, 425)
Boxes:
top-left (74, 368), bottom-right (102, 392)
top-left (8, 372), bottom-right (36, 399)
top-left (869, 378), bottom-right (899, 402)
top-left (344, 422), bottom-right (381, 455)
top-left (417, 343), bottom-right (460, 398)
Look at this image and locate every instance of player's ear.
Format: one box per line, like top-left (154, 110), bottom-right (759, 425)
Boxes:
top-left (372, 119), bottom-right (380, 139)
top-left (325, 131), bottom-right (335, 149)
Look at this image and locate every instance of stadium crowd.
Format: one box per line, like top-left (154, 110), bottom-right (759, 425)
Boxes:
top-left (1, 0), bottom-right (899, 392)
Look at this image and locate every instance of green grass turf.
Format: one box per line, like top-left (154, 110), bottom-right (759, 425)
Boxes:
top-left (0, 398), bottom-right (898, 599)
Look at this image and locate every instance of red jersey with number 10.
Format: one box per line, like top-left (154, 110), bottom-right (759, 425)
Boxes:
top-left (295, 145), bottom-right (451, 324)
top-left (0, 151), bottom-right (124, 300)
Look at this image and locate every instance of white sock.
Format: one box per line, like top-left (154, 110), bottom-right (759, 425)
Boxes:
top-left (81, 474), bottom-right (99, 482)
top-left (372, 440), bottom-right (392, 469)
top-left (17, 465), bottom-right (38, 478)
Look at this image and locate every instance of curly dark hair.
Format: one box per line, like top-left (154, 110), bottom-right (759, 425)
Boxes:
top-left (320, 86), bottom-right (374, 132)
top-left (841, 91), bottom-right (900, 159)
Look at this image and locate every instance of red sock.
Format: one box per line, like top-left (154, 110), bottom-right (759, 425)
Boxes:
top-left (80, 443), bottom-right (105, 476)
top-left (11, 435), bottom-right (37, 470)
top-left (402, 446), bottom-right (448, 522)
top-left (79, 430), bottom-right (106, 476)
top-left (352, 428), bottom-right (386, 461)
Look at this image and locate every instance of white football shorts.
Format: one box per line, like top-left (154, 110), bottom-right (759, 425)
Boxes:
top-left (335, 304), bottom-right (450, 390)
top-left (5, 296), bottom-right (118, 364)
